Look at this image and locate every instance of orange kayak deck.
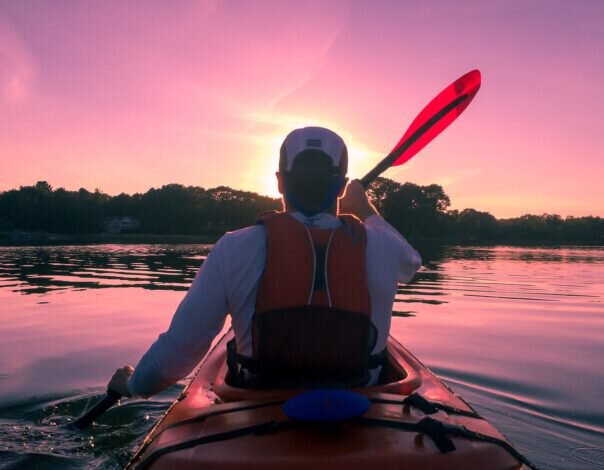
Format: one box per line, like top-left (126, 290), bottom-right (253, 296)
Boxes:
top-left (127, 330), bottom-right (533, 469)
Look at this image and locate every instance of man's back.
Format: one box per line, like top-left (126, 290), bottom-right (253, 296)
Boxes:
top-left (126, 210), bottom-right (420, 397)
top-left (216, 211), bottom-right (421, 357)
top-left (108, 126), bottom-right (422, 399)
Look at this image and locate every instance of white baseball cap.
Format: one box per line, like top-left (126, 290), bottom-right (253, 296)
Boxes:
top-left (279, 126), bottom-right (348, 175)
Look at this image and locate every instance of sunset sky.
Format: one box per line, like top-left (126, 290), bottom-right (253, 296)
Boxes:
top-left (1, 0), bottom-right (603, 218)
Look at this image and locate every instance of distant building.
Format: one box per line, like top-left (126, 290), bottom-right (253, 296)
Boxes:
top-left (103, 216), bottom-right (141, 234)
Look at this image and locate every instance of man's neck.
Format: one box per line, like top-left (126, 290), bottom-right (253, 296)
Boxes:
top-left (288, 211), bottom-right (341, 229)
top-left (283, 201), bottom-right (337, 216)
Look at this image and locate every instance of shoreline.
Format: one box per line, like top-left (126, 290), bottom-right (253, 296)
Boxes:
top-left (0, 231), bottom-right (221, 247)
top-left (0, 231), bottom-right (601, 248)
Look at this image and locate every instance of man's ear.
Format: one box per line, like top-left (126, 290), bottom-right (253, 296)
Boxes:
top-left (276, 172), bottom-right (285, 195)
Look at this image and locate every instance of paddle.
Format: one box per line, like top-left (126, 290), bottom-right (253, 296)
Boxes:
top-left (360, 69), bottom-right (481, 187)
top-left (72, 389), bottom-right (122, 430)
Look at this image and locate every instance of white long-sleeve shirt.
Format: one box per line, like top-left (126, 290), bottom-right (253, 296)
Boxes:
top-left (127, 212), bottom-right (422, 398)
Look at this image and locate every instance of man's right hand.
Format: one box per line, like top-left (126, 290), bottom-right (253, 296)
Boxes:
top-left (339, 180), bottom-right (379, 221)
top-left (108, 365), bottom-right (134, 397)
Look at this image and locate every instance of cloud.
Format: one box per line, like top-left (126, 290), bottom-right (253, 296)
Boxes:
top-left (197, 0), bottom-right (225, 16)
top-left (381, 162), bottom-right (483, 187)
top-left (234, 110), bottom-right (383, 192)
top-left (0, 16), bottom-right (33, 105)
top-left (432, 168), bottom-right (483, 187)
top-left (178, 0), bottom-right (351, 121)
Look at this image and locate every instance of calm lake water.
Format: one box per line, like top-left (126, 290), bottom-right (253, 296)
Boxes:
top-left (0, 244), bottom-right (603, 469)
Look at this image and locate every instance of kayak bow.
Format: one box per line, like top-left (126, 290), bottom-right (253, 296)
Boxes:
top-left (127, 330), bottom-right (535, 470)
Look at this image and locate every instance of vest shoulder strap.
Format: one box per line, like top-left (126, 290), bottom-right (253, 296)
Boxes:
top-left (256, 212), bottom-right (314, 313)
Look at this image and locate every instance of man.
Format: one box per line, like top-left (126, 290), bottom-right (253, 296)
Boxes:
top-left (109, 126), bottom-right (421, 397)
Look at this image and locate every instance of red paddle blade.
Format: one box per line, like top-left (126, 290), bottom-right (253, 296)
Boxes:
top-left (391, 69), bottom-right (481, 167)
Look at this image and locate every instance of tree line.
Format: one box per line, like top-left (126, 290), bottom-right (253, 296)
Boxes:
top-left (0, 179), bottom-right (602, 244)
top-left (0, 181), bottom-right (280, 235)
top-left (367, 178), bottom-right (603, 244)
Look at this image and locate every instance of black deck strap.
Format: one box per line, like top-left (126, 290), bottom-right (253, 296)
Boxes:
top-left (137, 418), bottom-right (443, 470)
top-left (161, 399), bottom-right (286, 433)
top-left (129, 399), bottom-right (286, 468)
top-left (359, 416), bottom-right (537, 468)
top-left (402, 393), bottom-right (439, 414)
top-left (416, 417), bottom-right (456, 453)
top-left (403, 393), bottom-right (483, 418)
top-left (374, 393), bottom-right (484, 419)
top-left (358, 416), bottom-right (455, 453)
top-left (134, 420), bottom-right (282, 470)
top-left (442, 422), bottom-right (539, 470)
top-left (134, 415), bottom-right (538, 470)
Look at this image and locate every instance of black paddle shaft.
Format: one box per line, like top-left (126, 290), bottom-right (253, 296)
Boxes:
top-left (72, 389), bottom-right (122, 430)
top-left (360, 93), bottom-right (470, 188)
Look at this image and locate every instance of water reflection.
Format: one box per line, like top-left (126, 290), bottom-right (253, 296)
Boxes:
top-left (417, 244), bottom-right (604, 265)
top-left (396, 245), bottom-right (603, 315)
top-left (0, 244), bottom-right (603, 469)
top-left (0, 245), bottom-right (211, 294)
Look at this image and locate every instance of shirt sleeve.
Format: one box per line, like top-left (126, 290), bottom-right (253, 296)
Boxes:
top-left (364, 214), bottom-right (422, 283)
top-left (127, 236), bottom-right (230, 398)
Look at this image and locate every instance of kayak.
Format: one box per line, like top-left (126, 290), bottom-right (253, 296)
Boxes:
top-left (127, 329), bottom-right (534, 469)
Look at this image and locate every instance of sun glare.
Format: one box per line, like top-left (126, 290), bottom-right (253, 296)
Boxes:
top-left (245, 113), bottom-right (383, 197)
top-left (251, 134), bottom-right (283, 198)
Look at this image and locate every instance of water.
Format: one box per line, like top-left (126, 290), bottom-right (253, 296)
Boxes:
top-left (0, 244), bottom-right (603, 469)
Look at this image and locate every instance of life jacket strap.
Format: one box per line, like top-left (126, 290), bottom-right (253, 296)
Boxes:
top-left (368, 348), bottom-right (388, 369)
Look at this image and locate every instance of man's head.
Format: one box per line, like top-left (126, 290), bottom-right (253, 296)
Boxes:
top-left (277, 127), bottom-right (349, 216)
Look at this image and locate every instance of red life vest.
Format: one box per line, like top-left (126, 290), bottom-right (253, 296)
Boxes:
top-left (227, 211), bottom-right (383, 388)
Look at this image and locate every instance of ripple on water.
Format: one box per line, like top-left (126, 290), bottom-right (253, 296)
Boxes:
top-left (1, 244), bottom-right (603, 470)
top-left (0, 388), bottom-right (180, 470)
top-left (571, 447), bottom-right (604, 467)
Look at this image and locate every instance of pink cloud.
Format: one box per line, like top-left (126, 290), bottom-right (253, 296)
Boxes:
top-left (0, 15), bottom-right (33, 104)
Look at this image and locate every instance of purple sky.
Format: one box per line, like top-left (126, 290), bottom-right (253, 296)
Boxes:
top-left (1, 0), bottom-right (603, 217)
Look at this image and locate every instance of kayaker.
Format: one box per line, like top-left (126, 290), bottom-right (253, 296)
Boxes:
top-left (108, 126), bottom-right (422, 397)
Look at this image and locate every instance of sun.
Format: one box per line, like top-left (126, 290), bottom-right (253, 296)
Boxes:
top-left (260, 172), bottom-right (282, 199)
top-left (248, 134), bottom-right (283, 198)
top-left (244, 114), bottom-right (383, 198)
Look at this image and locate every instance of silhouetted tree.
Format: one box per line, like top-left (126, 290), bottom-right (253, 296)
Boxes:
top-left (376, 181), bottom-right (450, 238)
top-left (367, 177), bottom-right (402, 212)
top-left (454, 209), bottom-right (498, 242)
top-left (0, 179), bottom-right (602, 244)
